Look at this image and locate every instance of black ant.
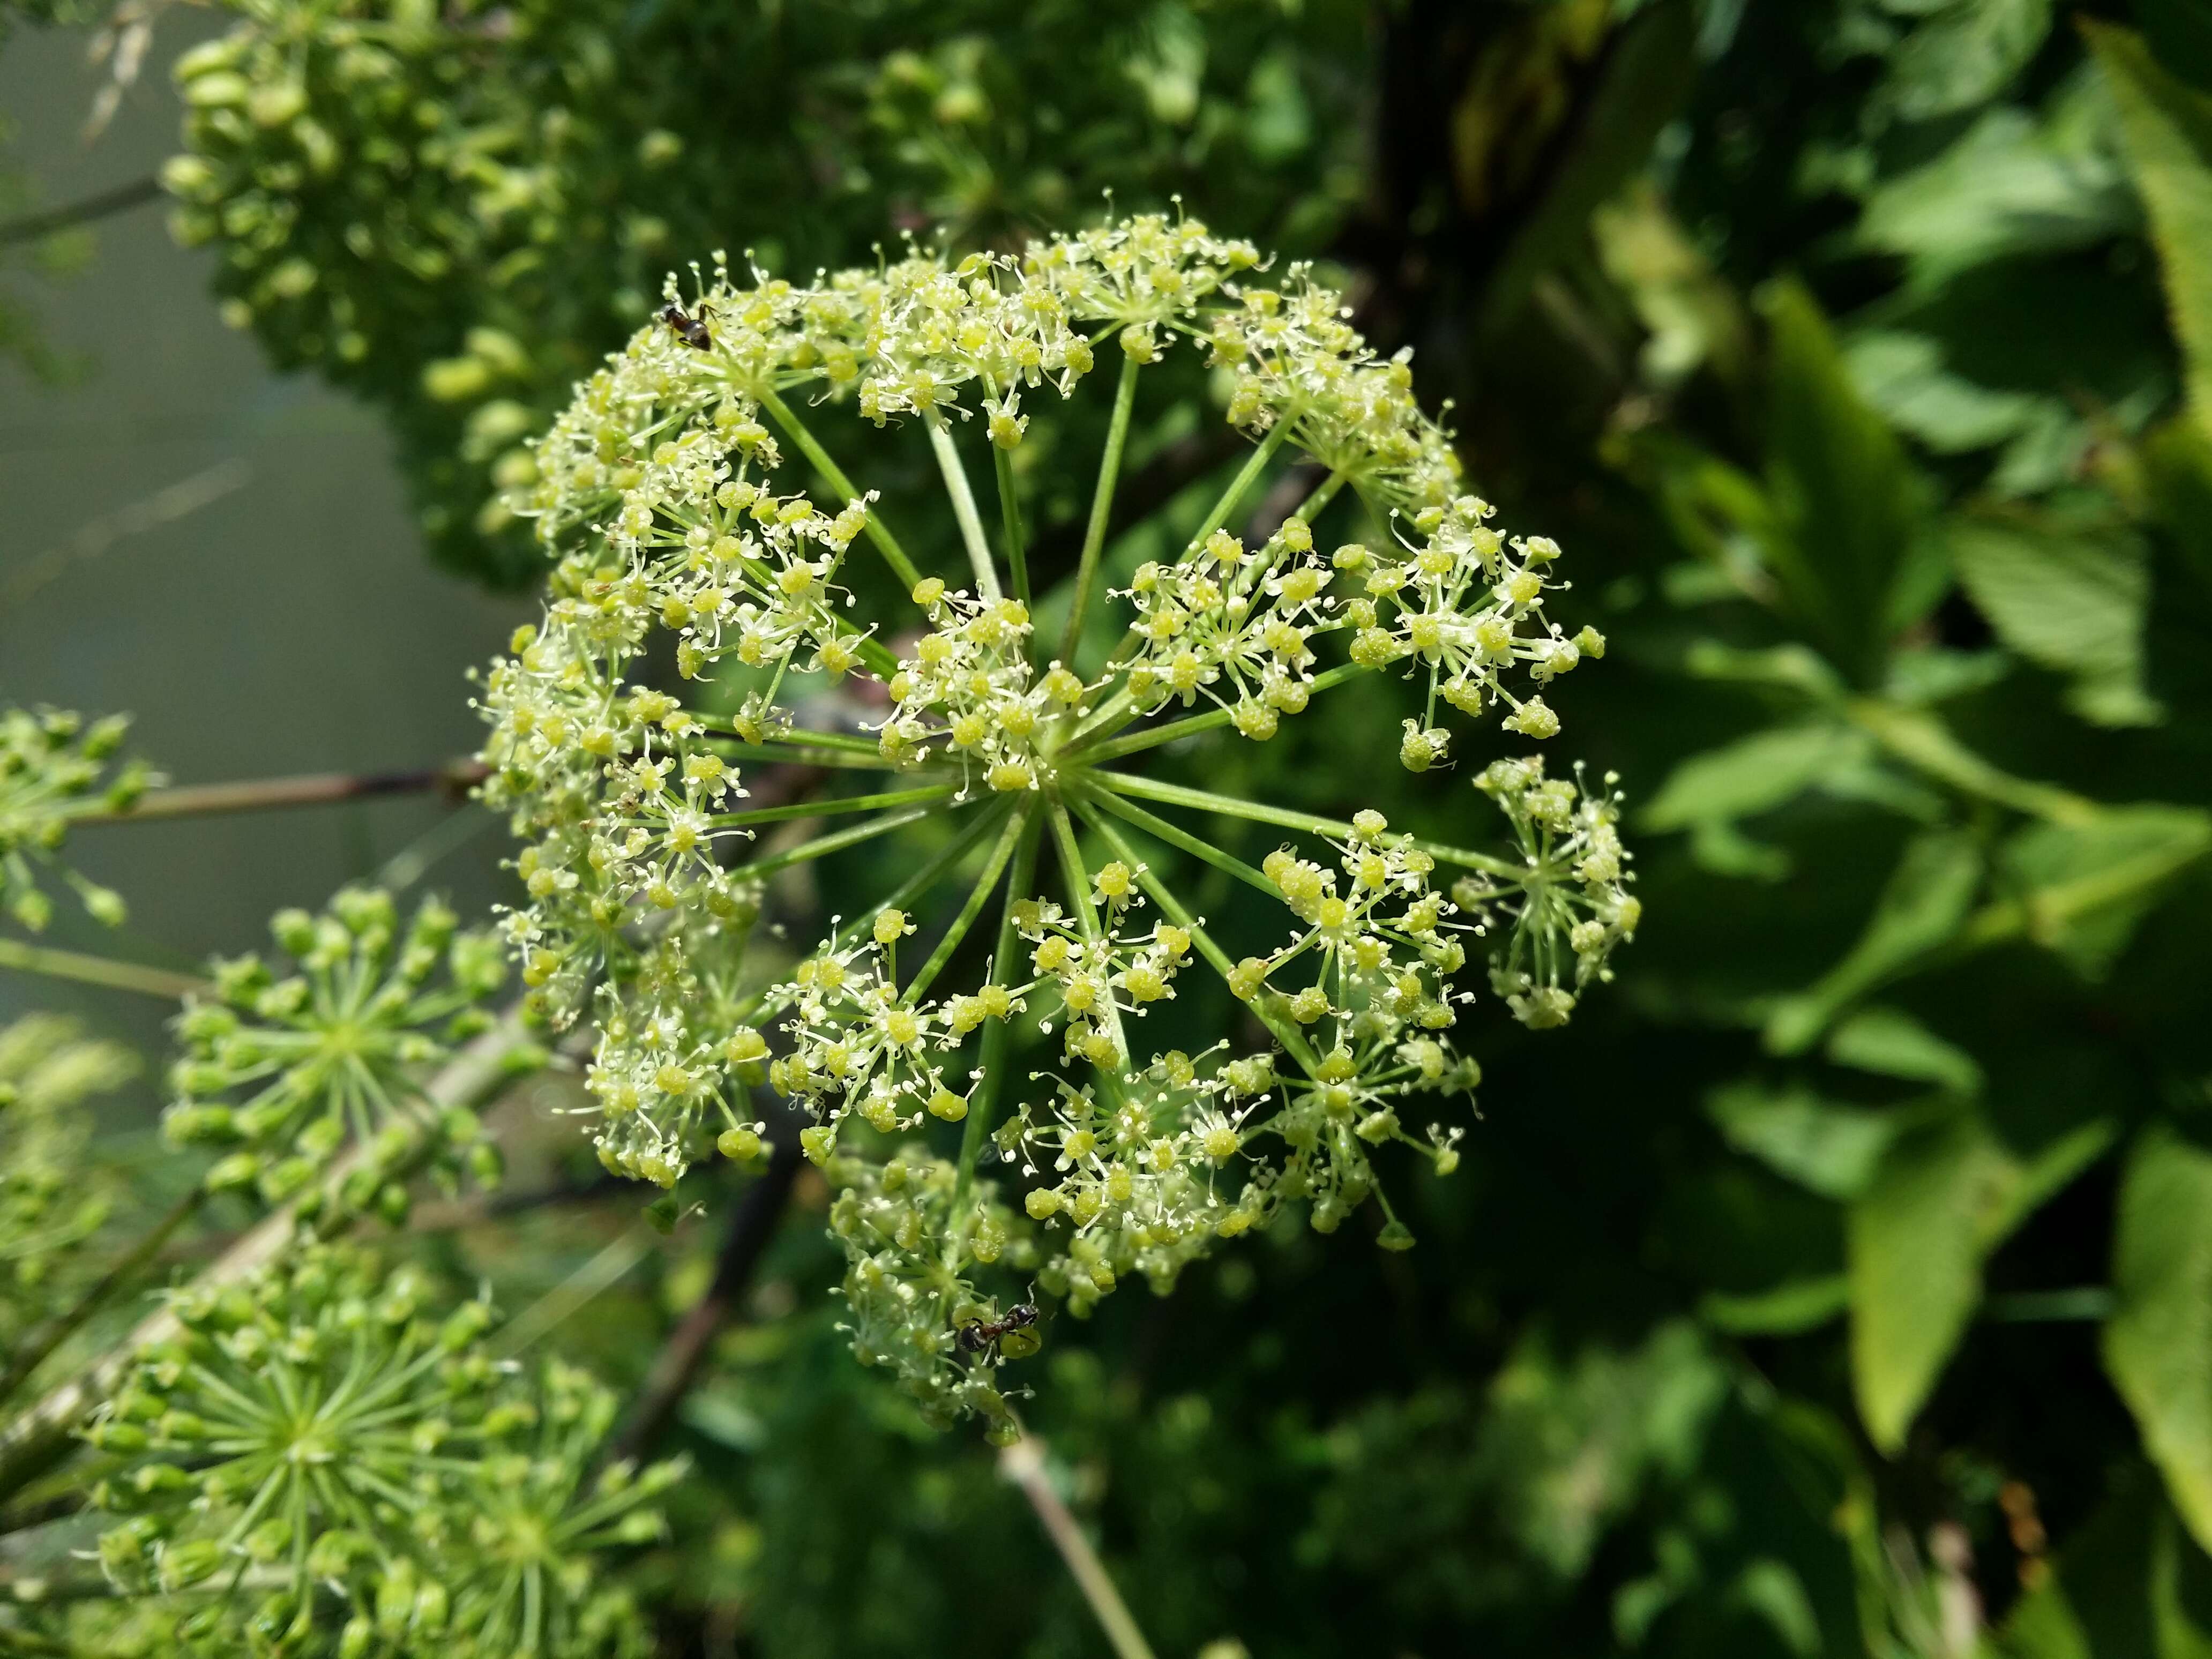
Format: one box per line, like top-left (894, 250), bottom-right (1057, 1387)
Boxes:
top-left (659, 300), bottom-right (712, 351)
top-left (955, 1299), bottom-right (1041, 1361)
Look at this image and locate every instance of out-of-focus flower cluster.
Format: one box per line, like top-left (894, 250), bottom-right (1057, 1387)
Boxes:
top-left (161, 886), bottom-right (528, 1214)
top-left (475, 213), bottom-right (1634, 1423)
top-left (0, 1014), bottom-right (137, 1363)
top-left (0, 706), bottom-right (153, 933)
top-left (159, 0), bottom-right (1363, 585)
top-left (74, 1242), bottom-right (677, 1659)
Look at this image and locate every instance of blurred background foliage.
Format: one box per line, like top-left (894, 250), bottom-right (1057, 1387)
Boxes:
top-left (8, 0), bottom-right (2212, 1654)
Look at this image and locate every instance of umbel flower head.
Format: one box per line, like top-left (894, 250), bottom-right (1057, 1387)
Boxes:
top-left (0, 706), bottom-right (154, 932)
top-left (477, 212), bottom-right (1636, 1423)
top-left (161, 887), bottom-right (520, 1214)
top-left (79, 1242), bottom-right (677, 1659)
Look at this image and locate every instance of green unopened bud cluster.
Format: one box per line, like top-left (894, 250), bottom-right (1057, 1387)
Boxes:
top-left (76, 1242), bottom-right (678, 1659)
top-left (0, 705), bottom-right (153, 933)
top-left (162, 886), bottom-right (519, 1211)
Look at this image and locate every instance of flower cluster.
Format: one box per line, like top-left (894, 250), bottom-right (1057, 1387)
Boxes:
top-left (826, 1143), bottom-right (1038, 1437)
top-left (79, 1242), bottom-right (678, 1659)
top-left (1453, 758), bottom-right (1640, 1029)
top-left (476, 213), bottom-right (1634, 1416)
top-left (0, 705), bottom-right (153, 933)
top-left (0, 1015), bottom-right (137, 1362)
top-left (161, 887), bottom-right (523, 1211)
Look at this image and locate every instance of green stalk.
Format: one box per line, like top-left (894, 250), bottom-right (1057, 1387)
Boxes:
top-left (953, 812), bottom-right (1045, 1217)
top-left (1057, 353), bottom-right (1141, 670)
top-left (1071, 780), bottom-right (1276, 896)
top-left (705, 738), bottom-right (901, 773)
top-left (737, 804), bottom-right (946, 881)
top-left (1002, 1432), bottom-right (1160, 1659)
top-left (1091, 771), bottom-right (1520, 878)
top-left (927, 416), bottom-right (1002, 600)
top-left (757, 385), bottom-right (924, 592)
top-left (995, 444), bottom-right (1031, 610)
top-left (902, 804), bottom-right (1032, 1005)
top-left (706, 783), bottom-right (955, 829)
top-left (0, 937), bottom-right (206, 1000)
top-left (1065, 663), bottom-right (1366, 765)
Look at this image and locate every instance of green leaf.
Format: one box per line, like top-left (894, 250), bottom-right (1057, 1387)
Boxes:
top-left (1700, 1276), bottom-right (1851, 1337)
top-left (1847, 1113), bottom-right (2014, 1452)
top-left (1826, 1005), bottom-right (1984, 1094)
top-left (1761, 279), bottom-right (1931, 684)
top-left (1767, 831), bottom-right (1985, 1054)
top-left (1708, 1082), bottom-right (1905, 1200)
top-left (1994, 806), bottom-right (2212, 977)
top-left (1881, 0), bottom-right (2052, 122)
top-left (1845, 328), bottom-right (2066, 453)
top-left (2143, 413), bottom-right (2212, 594)
top-left (1641, 724), bottom-right (1867, 832)
top-left (2105, 1130), bottom-right (2212, 1556)
top-left (2087, 22), bottom-right (2212, 442)
top-left (1859, 106), bottom-right (2134, 287)
top-left (1949, 517), bottom-right (2162, 727)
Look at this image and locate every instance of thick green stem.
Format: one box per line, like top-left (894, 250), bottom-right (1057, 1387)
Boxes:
top-left (0, 938), bottom-right (205, 1000)
top-left (953, 813), bottom-right (1045, 1217)
top-left (903, 805), bottom-right (1031, 1005)
top-left (1058, 353), bottom-right (1141, 670)
top-left (0, 1189), bottom-right (205, 1410)
top-left (995, 444), bottom-right (1030, 610)
top-left (757, 385), bottom-right (924, 592)
top-left (1001, 1432), bottom-right (1159, 1659)
top-left (928, 417), bottom-right (1002, 601)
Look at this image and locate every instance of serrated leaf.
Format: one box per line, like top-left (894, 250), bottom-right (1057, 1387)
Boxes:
top-left (1642, 724), bottom-right (1866, 831)
top-left (1860, 107), bottom-right (2134, 287)
top-left (2105, 1130), bottom-right (2212, 1556)
top-left (2087, 23), bottom-right (2212, 441)
top-left (1845, 328), bottom-right (2065, 453)
top-left (1762, 280), bottom-right (1932, 684)
top-left (1881, 0), bottom-right (2052, 121)
top-left (1826, 1005), bottom-right (1984, 1094)
top-left (1767, 831), bottom-right (1984, 1053)
top-left (1951, 518), bottom-right (2161, 727)
top-left (1851, 1113), bottom-right (2115, 1454)
top-left (1849, 1114), bottom-right (2015, 1452)
top-left (1708, 1082), bottom-right (1905, 1199)
top-left (1996, 806), bottom-right (2212, 977)
top-left (2143, 414), bottom-right (2212, 592)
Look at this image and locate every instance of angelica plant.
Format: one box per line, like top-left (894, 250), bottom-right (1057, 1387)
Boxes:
top-left (477, 213), bottom-right (1636, 1432)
